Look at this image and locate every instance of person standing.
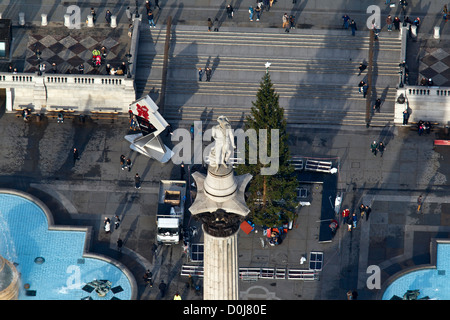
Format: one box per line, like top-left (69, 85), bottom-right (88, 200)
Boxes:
top-left (352, 212), bottom-right (358, 229)
top-left (120, 155), bottom-right (126, 170)
top-left (350, 20), bottom-right (357, 36)
top-left (145, 0), bottom-right (152, 14)
top-left (417, 195), bottom-right (423, 212)
top-left (154, 0), bottom-right (160, 9)
top-left (73, 147), bottom-right (80, 164)
top-left (393, 16), bottom-right (401, 30)
top-left (198, 68), bottom-right (203, 81)
top-left (105, 10), bottom-right (112, 25)
top-left (114, 215), bottom-right (121, 229)
top-left (180, 162), bottom-right (186, 180)
top-left (135, 173), bottom-right (141, 189)
top-left (147, 10), bottom-right (156, 28)
top-left (403, 109), bottom-right (410, 125)
top-left (370, 141), bottom-right (379, 156)
top-left (364, 205), bottom-right (372, 221)
top-left (117, 238), bottom-right (123, 252)
top-left (378, 141), bottom-right (386, 157)
top-left (386, 15), bottom-right (393, 31)
top-left (90, 8), bottom-right (97, 24)
top-left (159, 280), bottom-right (167, 298)
top-left (205, 67), bottom-right (212, 81)
top-left (443, 5), bottom-right (448, 21)
top-left (143, 270), bottom-right (153, 287)
top-left (255, 5), bottom-right (261, 21)
top-left (359, 204), bottom-right (366, 219)
top-left (207, 18), bottom-right (213, 31)
top-left (104, 217), bottom-right (111, 233)
top-left (126, 158), bottom-right (132, 171)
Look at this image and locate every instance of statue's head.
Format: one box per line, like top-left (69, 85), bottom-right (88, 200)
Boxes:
top-left (217, 115), bottom-right (231, 129)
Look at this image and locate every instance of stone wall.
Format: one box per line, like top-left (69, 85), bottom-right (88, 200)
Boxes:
top-left (394, 86), bottom-right (450, 126)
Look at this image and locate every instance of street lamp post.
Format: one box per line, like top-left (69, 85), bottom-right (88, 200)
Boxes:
top-left (135, 1), bottom-right (140, 19)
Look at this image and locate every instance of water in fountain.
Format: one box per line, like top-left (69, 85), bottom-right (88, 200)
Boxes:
top-left (0, 210), bottom-right (18, 264)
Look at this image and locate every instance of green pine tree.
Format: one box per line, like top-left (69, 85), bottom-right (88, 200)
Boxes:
top-left (236, 72), bottom-right (299, 227)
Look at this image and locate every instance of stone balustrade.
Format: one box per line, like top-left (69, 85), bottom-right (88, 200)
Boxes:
top-left (0, 72), bottom-right (135, 113)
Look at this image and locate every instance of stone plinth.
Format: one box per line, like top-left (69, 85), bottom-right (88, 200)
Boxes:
top-left (203, 229), bottom-right (239, 300)
top-left (0, 256), bottom-right (20, 300)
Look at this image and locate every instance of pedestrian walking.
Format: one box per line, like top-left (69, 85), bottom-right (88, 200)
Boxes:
top-left (364, 205), bottom-right (372, 220)
top-left (373, 98), bottom-right (382, 112)
top-left (126, 158), bottom-right (132, 171)
top-left (78, 63), bottom-right (84, 74)
top-left (213, 18), bottom-right (219, 31)
top-left (205, 67), bottom-right (212, 81)
top-left (105, 10), bottom-right (112, 25)
top-left (154, 0), bottom-right (160, 9)
top-left (249, 6), bottom-right (254, 21)
top-left (443, 5), bottom-right (448, 21)
top-left (226, 5), bottom-right (234, 19)
top-left (198, 68), bottom-right (203, 81)
top-left (342, 14), bottom-right (350, 29)
top-left (386, 15), bottom-right (393, 31)
top-left (358, 80), bottom-right (366, 94)
top-left (114, 215), bottom-right (121, 229)
top-left (370, 140), bottom-right (379, 156)
top-left (134, 173), bottom-right (141, 189)
top-left (73, 147), bottom-right (80, 164)
top-left (207, 18), bottom-right (213, 31)
top-left (147, 10), bottom-right (156, 28)
top-left (143, 270), bottom-right (153, 287)
top-left (358, 63), bottom-right (367, 75)
top-left (378, 141), bottom-right (386, 157)
top-left (417, 195), bottom-right (423, 212)
top-left (350, 20), bottom-right (357, 36)
top-left (120, 155), bottom-right (126, 170)
top-left (117, 238), bottom-right (123, 252)
top-left (282, 13), bottom-right (289, 32)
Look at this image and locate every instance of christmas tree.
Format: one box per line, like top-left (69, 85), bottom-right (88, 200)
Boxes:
top-left (236, 71), bottom-right (298, 227)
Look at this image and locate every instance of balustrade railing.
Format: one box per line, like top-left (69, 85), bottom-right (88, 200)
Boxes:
top-left (406, 86), bottom-right (450, 97)
top-left (0, 72), bottom-right (130, 87)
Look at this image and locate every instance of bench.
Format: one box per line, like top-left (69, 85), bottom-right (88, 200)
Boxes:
top-left (90, 110), bottom-right (120, 121)
top-left (409, 122), bottom-right (439, 132)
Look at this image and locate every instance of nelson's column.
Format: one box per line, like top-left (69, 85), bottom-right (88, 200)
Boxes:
top-left (189, 116), bottom-right (252, 300)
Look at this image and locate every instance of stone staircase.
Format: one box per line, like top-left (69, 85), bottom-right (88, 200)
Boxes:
top-left (135, 26), bottom-right (402, 128)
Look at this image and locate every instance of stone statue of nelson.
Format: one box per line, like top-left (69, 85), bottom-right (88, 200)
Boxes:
top-left (209, 116), bottom-right (235, 171)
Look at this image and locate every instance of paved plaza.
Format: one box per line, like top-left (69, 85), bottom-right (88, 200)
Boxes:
top-left (0, 0), bottom-right (450, 302)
